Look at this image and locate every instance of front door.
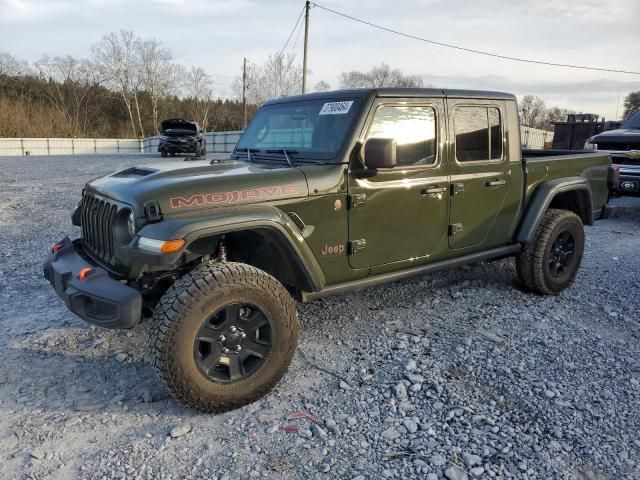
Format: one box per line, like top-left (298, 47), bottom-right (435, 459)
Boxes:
top-left (447, 100), bottom-right (512, 250)
top-left (348, 99), bottom-right (449, 269)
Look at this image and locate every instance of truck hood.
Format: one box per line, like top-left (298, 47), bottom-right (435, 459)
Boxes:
top-left (591, 128), bottom-right (640, 149)
top-left (86, 159), bottom-right (309, 216)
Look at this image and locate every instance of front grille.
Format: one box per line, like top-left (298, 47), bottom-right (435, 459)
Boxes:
top-left (611, 153), bottom-right (640, 166)
top-left (598, 143), bottom-right (637, 151)
top-left (81, 193), bottom-right (119, 265)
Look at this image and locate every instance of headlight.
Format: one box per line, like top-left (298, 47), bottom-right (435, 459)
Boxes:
top-left (584, 138), bottom-right (597, 151)
top-left (71, 200), bottom-right (82, 226)
top-left (127, 211), bottom-right (136, 237)
top-left (114, 209), bottom-right (137, 246)
top-left (137, 236), bottom-right (186, 254)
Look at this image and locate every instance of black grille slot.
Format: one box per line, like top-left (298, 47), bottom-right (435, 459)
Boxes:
top-left (81, 193), bottom-right (118, 265)
top-left (612, 155), bottom-right (640, 166)
top-left (598, 143), bottom-right (635, 151)
top-left (286, 212), bottom-right (305, 232)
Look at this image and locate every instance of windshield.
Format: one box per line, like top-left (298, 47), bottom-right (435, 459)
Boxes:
top-left (235, 98), bottom-right (362, 162)
top-left (621, 110), bottom-right (640, 129)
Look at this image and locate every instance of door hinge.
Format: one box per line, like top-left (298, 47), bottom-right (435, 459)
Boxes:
top-left (451, 183), bottom-right (465, 196)
top-left (348, 193), bottom-right (367, 209)
top-left (349, 239), bottom-right (367, 254)
top-left (448, 223), bottom-right (463, 237)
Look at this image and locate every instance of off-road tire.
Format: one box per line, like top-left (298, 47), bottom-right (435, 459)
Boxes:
top-left (160, 150), bottom-right (168, 158)
top-left (516, 208), bottom-right (584, 295)
top-left (149, 262), bottom-right (298, 412)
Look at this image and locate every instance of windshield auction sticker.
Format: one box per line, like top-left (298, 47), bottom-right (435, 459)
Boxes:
top-left (319, 101), bottom-right (354, 115)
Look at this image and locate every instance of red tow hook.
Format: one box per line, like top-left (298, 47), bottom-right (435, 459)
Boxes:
top-left (78, 267), bottom-right (93, 280)
top-left (51, 242), bottom-right (64, 254)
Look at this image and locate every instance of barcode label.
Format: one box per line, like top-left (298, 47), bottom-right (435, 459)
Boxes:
top-left (319, 101), bottom-right (353, 115)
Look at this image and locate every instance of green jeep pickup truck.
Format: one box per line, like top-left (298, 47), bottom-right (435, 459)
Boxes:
top-left (44, 88), bottom-right (617, 412)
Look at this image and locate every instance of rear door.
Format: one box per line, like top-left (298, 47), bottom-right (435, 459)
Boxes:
top-left (447, 100), bottom-right (512, 249)
top-left (347, 97), bottom-right (449, 269)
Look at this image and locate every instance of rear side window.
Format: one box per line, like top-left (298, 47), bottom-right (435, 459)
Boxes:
top-left (454, 106), bottom-right (503, 162)
top-left (367, 105), bottom-right (437, 166)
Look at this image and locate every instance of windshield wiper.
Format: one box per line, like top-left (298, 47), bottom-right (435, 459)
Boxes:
top-left (266, 149), bottom-right (298, 167)
top-left (234, 147), bottom-right (260, 162)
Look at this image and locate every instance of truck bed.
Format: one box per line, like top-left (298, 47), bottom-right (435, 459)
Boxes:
top-left (522, 149), bottom-right (611, 220)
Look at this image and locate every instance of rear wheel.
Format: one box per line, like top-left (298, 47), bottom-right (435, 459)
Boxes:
top-left (149, 262), bottom-right (298, 412)
top-left (516, 208), bottom-right (584, 295)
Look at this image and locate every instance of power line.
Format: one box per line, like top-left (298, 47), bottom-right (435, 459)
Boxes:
top-left (311, 2), bottom-right (640, 76)
top-left (277, 5), bottom-right (306, 60)
top-left (289, 9), bottom-right (306, 56)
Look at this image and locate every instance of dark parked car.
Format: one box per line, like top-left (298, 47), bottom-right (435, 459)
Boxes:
top-left (158, 118), bottom-right (206, 158)
top-left (585, 110), bottom-right (640, 195)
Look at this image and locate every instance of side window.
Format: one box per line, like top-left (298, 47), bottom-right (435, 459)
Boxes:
top-left (489, 108), bottom-right (502, 159)
top-left (454, 106), bottom-right (503, 162)
top-left (367, 105), bottom-right (437, 166)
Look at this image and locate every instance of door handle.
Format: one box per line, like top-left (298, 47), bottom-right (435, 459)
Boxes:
top-left (485, 179), bottom-right (506, 187)
top-left (421, 186), bottom-right (447, 195)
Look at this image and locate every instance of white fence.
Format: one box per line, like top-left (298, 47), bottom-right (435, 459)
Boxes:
top-left (0, 127), bottom-right (554, 156)
top-left (521, 126), bottom-right (554, 149)
top-left (0, 131), bottom-right (243, 157)
top-left (0, 138), bottom-right (142, 156)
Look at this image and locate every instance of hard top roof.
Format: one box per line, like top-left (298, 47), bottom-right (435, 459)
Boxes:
top-left (263, 87), bottom-right (516, 105)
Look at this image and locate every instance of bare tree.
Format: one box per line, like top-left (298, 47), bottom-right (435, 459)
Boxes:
top-left (623, 91), bottom-right (640, 119)
top-left (234, 53), bottom-right (303, 106)
top-left (91, 30), bottom-right (143, 137)
top-left (139, 39), bottom-right (181, 134)
top-left (543, 106), bottom-right (574, 130)
top-left (184, 67), bottom-right (213, 130)
top-left (340, 63), bottom-right (423, 89)
top-left (35, 55), bottom-right (102, 136)
top-left (518, 95), bottom-right (546, 129)
top-left (314, 80), bottom-right (331, 92)
top-left (0, 52), bottom-right (31, 76)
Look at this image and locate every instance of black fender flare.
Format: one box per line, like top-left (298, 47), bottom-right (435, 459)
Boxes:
top-left (516, 177), bottom-right (593, 244)
top-left (136, 204), bottom-right (326, 291)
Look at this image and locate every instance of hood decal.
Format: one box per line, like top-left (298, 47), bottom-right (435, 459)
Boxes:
top-left (169, 184), bottom-right (300, 209)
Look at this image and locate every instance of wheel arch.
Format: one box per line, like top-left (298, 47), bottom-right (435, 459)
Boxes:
top-left (516, 177), bottom-right (593, 243)
top-left (137, 205), bottom-right (326, 295)
top-left (188, 225), bottom-right (322, 295)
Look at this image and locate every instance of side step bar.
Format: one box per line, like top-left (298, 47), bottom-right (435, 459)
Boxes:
top-left (300, 244), bottom-right (522, 302)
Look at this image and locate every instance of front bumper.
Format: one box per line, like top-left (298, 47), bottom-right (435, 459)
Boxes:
top-left (43, 237), bottom-right (142, 329)
top-left (158, 141), bottom-right (196, 153)
top-left (618, 173), bottom-right (640, 195)
top-left (614, 162), bottom-right (640, 196)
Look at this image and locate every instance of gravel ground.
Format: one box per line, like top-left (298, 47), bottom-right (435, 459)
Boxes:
top-left (1, 154), bottom-right (639, 480)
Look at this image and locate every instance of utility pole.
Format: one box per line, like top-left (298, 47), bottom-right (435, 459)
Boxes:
top-left (242, 57), bottom-right (247, 130)
top-left (302, 0), bottom-right (310, 94)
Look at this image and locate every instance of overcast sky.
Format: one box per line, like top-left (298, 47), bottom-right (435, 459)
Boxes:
top-left (1, 0), bottom-right (638, 119)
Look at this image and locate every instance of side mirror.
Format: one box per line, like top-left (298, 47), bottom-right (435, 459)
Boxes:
top-left (364, 138), bottom-right (397, 169)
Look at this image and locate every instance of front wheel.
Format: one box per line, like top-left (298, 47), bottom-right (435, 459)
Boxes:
top-left (149, 262), bottom-right (298, 412)
top-left (516, 208), bottom-right (585, 295)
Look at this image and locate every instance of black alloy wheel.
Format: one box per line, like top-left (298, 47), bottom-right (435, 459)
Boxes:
top-left (548, 231), bottom-right (576, 278)
top-left (194, 303), bottom-right (273, 383)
